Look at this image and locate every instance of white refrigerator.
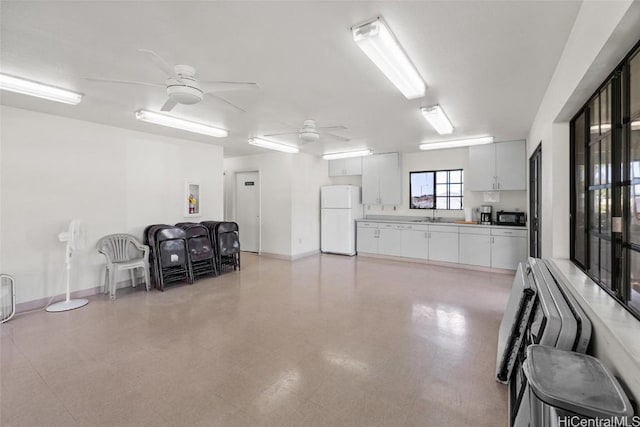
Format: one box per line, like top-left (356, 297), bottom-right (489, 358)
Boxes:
top-left (321, 185), bottom-right (363, 255)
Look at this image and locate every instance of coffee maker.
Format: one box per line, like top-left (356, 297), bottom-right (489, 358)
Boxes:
top-left (480, 205), bottom-right (493, 225)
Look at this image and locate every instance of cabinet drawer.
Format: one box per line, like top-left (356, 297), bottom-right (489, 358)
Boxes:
top-left (397, 224), bottom-right (429, 231)
top-left (379, 223), bottom-right (398, 229)
top-left (357, 222), bottom-right (379, 229)
top-left (491, 228), bottom-right (526, 237)
top-left (429, 225), bottom-right (458, 233)
top-left (459, 226), bottom-right (491, 235)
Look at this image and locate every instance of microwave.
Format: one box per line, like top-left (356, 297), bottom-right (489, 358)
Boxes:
top-left (496, 211), bottom-right (526, 226)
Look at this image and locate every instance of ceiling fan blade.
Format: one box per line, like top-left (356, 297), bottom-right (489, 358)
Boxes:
top-left (317, 125), bottom-right (347, 131)
top-left (160, 98), bottom-right (178, 112)
top-left (138, 49), bottom-right (183, 82)
top-left (322, 132), bottom-right (351, 142)
top-left (85, 77), bottom-right (163, 87)
top-left (204, 93), bottom-right (246, 113)
top-left (200, 81), bottom-right (259, 93)
top-left (262, 131), bottom-right (298, 137)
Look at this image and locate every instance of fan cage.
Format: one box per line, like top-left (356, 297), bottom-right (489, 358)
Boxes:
top-left (1, 274), bottom-right (16, 323)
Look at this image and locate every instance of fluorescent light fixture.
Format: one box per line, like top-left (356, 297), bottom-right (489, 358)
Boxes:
top-left (632, 121), bottom-right (640, 130)
top-left (249, 137), bottom-right (299, 153)
top-left (419, 136), bottom-right (494, 151)
top-left (421, 105), bottom-right (454, 134)
top-left (322, 149), bottom-right (373, 160)
top-left (135, 110), bottom-right (227, 137)
top-left (0, 73), bottom-right (82, 105)
top-left (352, 17), bottom-right (426, 99)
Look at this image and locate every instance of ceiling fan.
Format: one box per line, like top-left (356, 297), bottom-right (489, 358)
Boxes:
top-left (263, 119), bottom-right (350, 143)
top-left (85, 49), bottom-right (258, 112)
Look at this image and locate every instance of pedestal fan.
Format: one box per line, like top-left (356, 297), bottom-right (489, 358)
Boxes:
top-left (46, 220), bottom-right (89, 312)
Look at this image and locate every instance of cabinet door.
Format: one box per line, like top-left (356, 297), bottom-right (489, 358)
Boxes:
top-left (401, 230), bottom-right (429, 259)
top-left (357, 227), bottom-right (378, 254)
top-left (496, 141), bottom-right (526, 190)
top-left (459, 234), bottom-right (491, 267)
top-left (377, 153), bottom-right (402, 205)
top-left (361, 155), bottom-right (380, 204)
top-left (344, 157), bottom-right (363, 175)
top-left (378, 227), bottom-right (402, 256)
top-left (491, 236), bottom-right (527, 270)
top-left (428, 231), bottom-right (459, 263)
top-left (328, 159), bottom-right (345, 177)
top-left (467, 144), bottom-right (496, 191)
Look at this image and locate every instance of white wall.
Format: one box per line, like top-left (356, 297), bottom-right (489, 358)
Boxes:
top-left (337, 149), bottom-right (527, 219)
top-left (224, 152), bottom-right (294, 257)
top-left (224, 152), bottom-right (330, 259)
top-left (526, 1), bottom-right (640, 401)
top-left (0, 106), bottom-right (224, 305)
top-left (291, 155), bottom-right (331, 257)
top-left (527, 0), bottom-right (640, 259)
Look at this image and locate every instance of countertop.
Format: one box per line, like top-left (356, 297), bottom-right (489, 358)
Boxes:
top-left (356, 215), bottom-right (527, 230)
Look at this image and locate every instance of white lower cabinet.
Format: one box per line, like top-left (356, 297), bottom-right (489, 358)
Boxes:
top-left (356, 221), bottom-right (526, 271)
top-left (459, 228), bottom-right (491, 267)
top-left (428, 226), bottom-right (459, 264)
top-left (378, 227), bottom-right (402, 256)
top-left (490, 229), bottom-right (527, 270)
top-left (401, 226), bottom-right (429, 259)
top-left (357, 225), bottom-right (379, 254)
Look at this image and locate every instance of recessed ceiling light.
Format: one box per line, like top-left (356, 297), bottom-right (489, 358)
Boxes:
top-left (421, 105), bottom-right (454, 135)
top-left (419, 136), bottom-right (494, 151)
top-left (249, 137), bottom-right (299, 154)
top-left (135, 110), bottom-right (227, 137)
top-left (322, 149), bottom-right (373, 160)
top-left (352, 17), bottom-right (426, 99)
top-left (0, 73), bottom-right (82, 105)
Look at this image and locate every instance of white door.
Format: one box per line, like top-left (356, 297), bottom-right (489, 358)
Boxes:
top-left (401, 229), bottom-right (429, 259)
top-left (235, 171), bottom-right (260, 252)
top-left (467, 144), bottom-right (496, 191)
top-left (428, 231), bottom-right (459, 263)
top-left (361, 155), bottom-right (380, 204)
top-left (378, 227), bottom-right (402, 256)
top-left (321, 209), bottom-right (354, 254)
top-left (459, 233), bottom-right (491, 267)
top-left (496, 141), bottom-right (526, 190)
top-left (357, 227), bottom-right (378, 254)
top-left (322, 186), bottom-right (352, 209)
top-left (491, 236), bottom-right (527, 270)
top-left (377, 153), bottom-right (402, 205)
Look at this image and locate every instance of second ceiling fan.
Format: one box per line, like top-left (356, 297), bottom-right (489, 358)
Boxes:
top-left (86, 49), bottom-right (258, 112)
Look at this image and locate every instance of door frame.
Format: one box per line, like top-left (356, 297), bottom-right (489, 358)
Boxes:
top-left (529, 143), bottom-right (542, 258)
top-left (232, 169), bottom-right (261, 254)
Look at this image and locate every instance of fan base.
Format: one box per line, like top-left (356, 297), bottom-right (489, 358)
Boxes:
top-left (46, 299), bottom-right (89, 313)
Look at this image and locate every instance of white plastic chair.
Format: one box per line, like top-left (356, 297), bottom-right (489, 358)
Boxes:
top-left (97, 234), bottom-right (150, 300)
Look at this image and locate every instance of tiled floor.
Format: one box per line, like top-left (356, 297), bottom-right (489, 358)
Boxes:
top-left (1, 253), bottom-right (512, 427)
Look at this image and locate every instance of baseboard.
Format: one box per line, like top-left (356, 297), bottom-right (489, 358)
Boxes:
top-left (258, 250), bottom-right (320, 261)
top-left (16, 286), bottom-right (102, 314)
top-left (356, 252), bottom-right (515, 274)
top-left (15, 277), bottom-right (146, 314)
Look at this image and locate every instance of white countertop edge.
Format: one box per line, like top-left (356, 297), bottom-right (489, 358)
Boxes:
top-left (550, 258), bottom-right (640, 368)
top-left (356, 217), bottom-right (526, 230)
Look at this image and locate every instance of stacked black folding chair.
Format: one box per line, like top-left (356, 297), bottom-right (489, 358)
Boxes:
top-left (175, 222), bottom-right (217, 279)
top-left (201, 221), bottom-right (241, 273)
top-left (144, 225), bottom-right (193, 291)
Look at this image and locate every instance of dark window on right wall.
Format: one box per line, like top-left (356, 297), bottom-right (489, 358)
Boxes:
top-left (571, 40), bottom-right (640, 319)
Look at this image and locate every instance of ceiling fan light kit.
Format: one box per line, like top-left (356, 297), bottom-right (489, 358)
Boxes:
top-left (419, 136), bottom-right (494, 151)
top-left (352, 16), bottom-right (426, 100)
top-left (421, 105), bottom-right (454, 135)
top-left (322, 149), bottom-right (373, 160)
top-left (135, 110), bottom-right (228, 137)
top-left (249, 137), bottom-right (299, 153)
top-left (0, 73), bottom-right (83, 105)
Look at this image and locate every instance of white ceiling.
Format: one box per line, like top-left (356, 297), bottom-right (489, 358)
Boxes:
top-left (0, 1), bottom-right (581, 158)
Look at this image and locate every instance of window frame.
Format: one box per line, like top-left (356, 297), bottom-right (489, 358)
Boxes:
top-left (409, 169), bottom-right (464, 210)
top-left (570, 39), bottom-right (640, 320)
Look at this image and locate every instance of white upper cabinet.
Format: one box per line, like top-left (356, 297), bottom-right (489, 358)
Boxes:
top-left (362, 153), bottom-right (402, 205)
top-left (328, 157), bottom-right (362, 177)
top-left (467, 140), bottom-right (526, 191)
